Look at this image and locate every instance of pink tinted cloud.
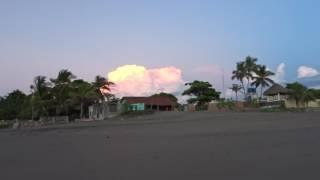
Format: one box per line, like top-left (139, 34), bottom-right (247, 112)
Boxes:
top-left (108, 65), bottom-right (184, 97)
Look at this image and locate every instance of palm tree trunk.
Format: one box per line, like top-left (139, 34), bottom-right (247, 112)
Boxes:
top-left (31, 102), bottom-right (34, 121)
top-left (80, 102), bottom-right (84, 119)
top-left (241, 81), bottom-right (246, 100)
top-left (102, 101), bottom-right (105, 120)
top-left (235, 92), bottom-right (238, 101)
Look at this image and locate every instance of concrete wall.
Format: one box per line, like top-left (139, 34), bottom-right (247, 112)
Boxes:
top-left (185, 104), bottom-right (196, 112)
top-left (285, 99), bottom-right (320, 108)
top-left (89, 102), bottom-right (121, 120)
top-left (267, 94), bottom-right (289, 102)
top-left (208, 102), bottom-right (245, 112)
top-left (307, 99), bottom-right (320, 108)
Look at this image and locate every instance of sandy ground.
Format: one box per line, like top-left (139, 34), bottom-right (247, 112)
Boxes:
top-left (1, 112), bottom-right (320, 180)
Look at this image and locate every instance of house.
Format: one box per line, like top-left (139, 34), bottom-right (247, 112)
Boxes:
top-left (263, 83), bottom-right (320, 108)
top-left (121, 96), bottom-right (177, 111)
top-left (88, 95), bottom-right (177, 120)
top-left (263, 83), bottom-right (292, 103)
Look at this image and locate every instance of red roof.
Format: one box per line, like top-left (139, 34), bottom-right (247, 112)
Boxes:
top-left (122, 96), bottom-right (176, 106)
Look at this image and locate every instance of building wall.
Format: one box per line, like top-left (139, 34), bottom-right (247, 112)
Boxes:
top-left (129, 103), bottom-right (145, 111)
top-left (184, 104), bottom-right (195, 112)
top-left (284, 99), bottom-right (300, 108)
top-left (89, 102), bottom-right (121, 120)
top-left (266, 94), bottom-right (289, 102)
top-left (208, 103), bottom-right (219, 112)
top-left (307, 99), bottom-right (320, 108)
top-left (266, 95), bottom-right (320, 108)
top-left (284, 99), bottom-right (320, 108)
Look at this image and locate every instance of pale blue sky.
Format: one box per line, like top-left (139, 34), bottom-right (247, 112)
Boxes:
top-left (1, 0), bottom-right (320, 95)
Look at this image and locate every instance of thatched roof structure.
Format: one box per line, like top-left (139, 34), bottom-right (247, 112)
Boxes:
top-left (263, 83), bottom-right (292, 96)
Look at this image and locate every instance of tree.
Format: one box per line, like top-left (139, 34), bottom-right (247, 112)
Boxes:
top-left (0, 90), bottom-right (26, 120)
top-left (232, 62), bottom-right (246, 97)
top-left (286, 82), bottom-right (315, 108)
top-left (0, 70), bottom-right (122, 121)
top-left (232, 56), bottom-right (258, 100)
top-left (304, 90), bottom-right (316, 107)
top-left (93, 75), bottom-right (115, 102)
top-left (30, 76), bottom-right (51, 119)
top-left (18, 95), bottom-right (33, 120)
top-left (0, 97), bottom-right (4, 120)
top-left (70, 80), bottom-right (96, 119)
top-left (182, 80), bottom-right (220, 106)
top-left (230, 84), bottom-right (242, 101)
top-left (309, 89), bottom-right (320, 99)
top-left (30, 76), bottom-right (51, 97)
top-left (51, 69), bottom-right (76, 115)
top-left (251, 65), bottom-right (275, 98)
top-left (50, 69), bottom-right (76, 85)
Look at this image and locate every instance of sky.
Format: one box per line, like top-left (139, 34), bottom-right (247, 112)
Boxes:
top-left (1, 0), bottom-right (320, 97)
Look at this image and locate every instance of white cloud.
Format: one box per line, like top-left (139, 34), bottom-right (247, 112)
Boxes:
top-left (272, 63), bottom-right (286, 83)
top-left (108, 65), bottom-right (184, 97)
top-left (297, 66), bottom-right (319, 78)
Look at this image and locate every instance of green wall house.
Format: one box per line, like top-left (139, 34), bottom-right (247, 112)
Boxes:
top-left (121, 96), bottom-right (177, 112)
top-left (129, 103), bottom-right (145, 111)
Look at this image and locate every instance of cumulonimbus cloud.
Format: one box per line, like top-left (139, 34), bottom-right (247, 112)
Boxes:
top-left (108, 65), bottom-right (184, 97)
top-left (297, 66), bottom-right (319, 78)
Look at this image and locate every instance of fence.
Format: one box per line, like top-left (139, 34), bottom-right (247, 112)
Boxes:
top-left (15, 116), bottom-right (70, 128)
top-left (39, 116), bottom-right (69, 125)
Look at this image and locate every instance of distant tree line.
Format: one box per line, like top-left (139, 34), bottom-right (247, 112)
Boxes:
top-left (230, 56), bottom-right (320, 105)
top-left (1, 56), bottom-right (320, 120)
top-left (0, 69), bottom-right (114, 120)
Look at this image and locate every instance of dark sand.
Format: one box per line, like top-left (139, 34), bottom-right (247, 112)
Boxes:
top-left (1, 112), bottom-right (320, 180)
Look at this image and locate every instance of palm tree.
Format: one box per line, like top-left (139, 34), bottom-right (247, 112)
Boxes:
top-left (50, 69), bottom-right (76, 85)
top-left (251, 65), bottom-right (275, 98)
top-left (244, 56), bottom-right (258, 91)
top-left (30, 76), bottom-right (51, 97)
top-left (232, 62), bottom-right (246, 98)
top-left (230, 84), bottom-right (242, 101)
top-left (93, 75), bottom-right (115, 102)
top-left (232, 56), bottom-right (259, 101)
top-left (92, 76), bottom-right (115, 120)
top-left (51, 70), bottom-right (76, 115)
top-left (71, 80), bottom-right (96, 119)
top-left (30, 76), bottom-right (51, 119)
